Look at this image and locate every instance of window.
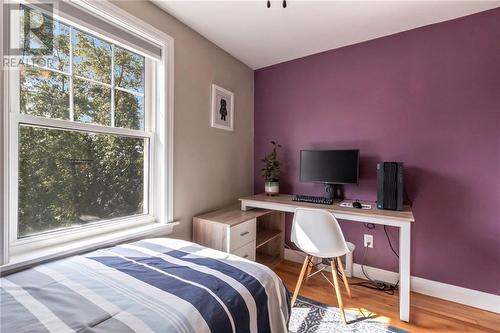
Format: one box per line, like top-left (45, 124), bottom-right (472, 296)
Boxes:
top-left (3, 1), bottom-right (173, 260)
top-left (15, 5), bottom-right (149, 239)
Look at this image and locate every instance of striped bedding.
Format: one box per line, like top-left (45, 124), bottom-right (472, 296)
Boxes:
top-left (1, 238), bottom-right (291, 333)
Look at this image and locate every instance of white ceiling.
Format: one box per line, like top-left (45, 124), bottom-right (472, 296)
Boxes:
top-left (153, 1), bottom-right (500, 69)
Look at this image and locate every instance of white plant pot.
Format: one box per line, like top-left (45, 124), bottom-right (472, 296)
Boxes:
top-left (265, 182), bottom-right (279, 196)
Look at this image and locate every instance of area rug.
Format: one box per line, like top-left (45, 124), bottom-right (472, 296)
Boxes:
top-left (289, 296), bottom-right (409, 333)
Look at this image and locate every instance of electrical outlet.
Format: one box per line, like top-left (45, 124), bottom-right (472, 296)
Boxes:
top-left (364, 234), bottom-right (373, 248)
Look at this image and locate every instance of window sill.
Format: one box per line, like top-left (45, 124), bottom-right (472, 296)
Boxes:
top-left (0, 222), bottom-right (177, 275)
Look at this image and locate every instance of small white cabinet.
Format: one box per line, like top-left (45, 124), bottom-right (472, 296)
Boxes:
top-left (193, 204), bottom-right (284, 268)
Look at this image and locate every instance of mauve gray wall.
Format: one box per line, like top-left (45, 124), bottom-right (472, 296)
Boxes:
top-left (113, 0), bottom-right (254, 241)
top-left (254, 8), bottom-right (500, 294)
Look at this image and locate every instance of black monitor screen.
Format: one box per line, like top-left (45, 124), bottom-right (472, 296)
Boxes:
top-left (300, 150), bottom-right (359, 184)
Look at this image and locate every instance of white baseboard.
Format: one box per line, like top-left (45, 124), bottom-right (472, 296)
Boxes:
top-left (284, 248), bottom-right (500, 314)
top-left (409, 275), bottom-right (500, 314)
top-left (352, 263), bottom-right (399, 284)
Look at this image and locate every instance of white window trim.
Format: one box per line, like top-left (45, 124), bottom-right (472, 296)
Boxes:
top-left (1, 0), bottom-right (7, 266)
top-left (1, 0), bottom-right (175, 268)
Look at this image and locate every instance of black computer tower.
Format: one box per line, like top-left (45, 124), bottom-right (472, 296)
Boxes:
top-left (377, 162), bottom-right (403, 211)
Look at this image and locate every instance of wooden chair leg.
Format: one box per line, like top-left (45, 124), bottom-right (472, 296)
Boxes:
top-left (336, 257), bottom-right (352, 298)
top-left (291, 255), bottom-right (310, 306)
top-left (304, 257), bottom-right (314, 283)
top-left (330, 260), bottom-right (347, 324)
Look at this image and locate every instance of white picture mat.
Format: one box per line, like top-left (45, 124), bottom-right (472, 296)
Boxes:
top-left (211, 84), bottom-right (234, 131)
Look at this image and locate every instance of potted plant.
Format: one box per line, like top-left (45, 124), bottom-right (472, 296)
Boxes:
top-left (261, 141), bottom-right (282, 196)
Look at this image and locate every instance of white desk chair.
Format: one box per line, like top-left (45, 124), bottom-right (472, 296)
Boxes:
top-left (291, 207), bottom-right (353, 324)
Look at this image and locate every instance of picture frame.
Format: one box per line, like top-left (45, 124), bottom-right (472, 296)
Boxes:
top-left (211, 84), bottom-right (234, 131)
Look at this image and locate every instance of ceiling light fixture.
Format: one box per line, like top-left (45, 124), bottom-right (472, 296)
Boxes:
top-left (267, 1), bottom-right (287, 8)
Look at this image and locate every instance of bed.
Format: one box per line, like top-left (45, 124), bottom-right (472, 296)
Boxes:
top-left (1, 238), bottom-right (291, 333)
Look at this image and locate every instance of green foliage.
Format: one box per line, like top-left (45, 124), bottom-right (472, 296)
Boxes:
top-left (18, 128), bottom-right (144, 236)
top-left (261, 141), bottom-right (282, 182)
top-left (18, 7), bottom-right (146, 238)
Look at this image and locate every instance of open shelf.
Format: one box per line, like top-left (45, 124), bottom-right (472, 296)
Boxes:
top-left (256, 252), bottom-right (282, 269)
top-left (256, 229), bottom-right (282, 249)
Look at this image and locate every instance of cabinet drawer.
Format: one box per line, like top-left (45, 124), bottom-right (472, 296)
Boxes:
top-left (229, 218), bottom-right (256, 251)
top-left (231, 240), bottom-right (256, 261)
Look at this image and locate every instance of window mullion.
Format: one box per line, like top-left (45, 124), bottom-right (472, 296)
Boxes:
top-left (73, 75), bottom-right (112, 88)
top-left (115, 86), bottom-right (144, 97)
top-left (16, 114), bottom-right (152, 139)
top-left (25, 64), bottom-right (68, 76)
top-left (144, 59), bottom-right (153, 216)
top-left (8, 115), bottom-right (20, 244)
top-left (111, 44), bottom-right (115, 127)
top-left (7, 37), bottom-right (21, 247)
top-left (69, 26), bottom-right (74, 121)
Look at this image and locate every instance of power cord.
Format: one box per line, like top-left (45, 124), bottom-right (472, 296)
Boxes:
top-left (351, 246), bottom-right (398, 295)
top-left (384, 225), bottom-right (399, 258)
top-left (352, 224), bottom-right (400, 294)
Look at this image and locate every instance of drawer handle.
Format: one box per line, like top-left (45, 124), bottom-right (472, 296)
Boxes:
top-left (240, 231), bottom-right (249, 237)
top-left (243, 254), bottom-right (249, 258)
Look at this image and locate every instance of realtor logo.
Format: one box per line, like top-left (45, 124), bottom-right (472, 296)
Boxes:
top-left (3, 1), bottom-right (55, 68)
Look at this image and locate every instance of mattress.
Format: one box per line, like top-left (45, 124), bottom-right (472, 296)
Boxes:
top-left (1, 238), bottom-right (290, 332)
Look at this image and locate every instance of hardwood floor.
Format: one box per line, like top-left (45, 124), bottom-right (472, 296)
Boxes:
top-left (274, 260), bottom-right (500, 333)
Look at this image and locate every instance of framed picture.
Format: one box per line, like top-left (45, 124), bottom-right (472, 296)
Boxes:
top-left (211, 84), bottom-right (234, 131)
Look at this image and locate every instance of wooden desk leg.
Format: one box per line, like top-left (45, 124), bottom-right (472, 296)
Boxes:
top-left (399, 223), bottom-right (411, 322)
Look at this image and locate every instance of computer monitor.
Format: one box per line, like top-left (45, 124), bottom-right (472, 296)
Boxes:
top-left (300, 149), bottom-right (359, 199)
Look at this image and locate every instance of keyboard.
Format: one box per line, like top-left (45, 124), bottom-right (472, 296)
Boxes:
top-left (293, 195), bottom-right (334, 205)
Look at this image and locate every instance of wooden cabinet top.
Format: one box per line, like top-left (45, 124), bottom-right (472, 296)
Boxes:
top-left (194, 204), bottom-right (271, 227)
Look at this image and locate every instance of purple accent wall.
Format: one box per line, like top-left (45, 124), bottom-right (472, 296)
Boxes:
top-left (254, 8), bottom-right (500, 295)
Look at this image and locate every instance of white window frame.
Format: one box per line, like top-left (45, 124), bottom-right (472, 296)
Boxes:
top-left (1, 0), bottom-right (175, 267)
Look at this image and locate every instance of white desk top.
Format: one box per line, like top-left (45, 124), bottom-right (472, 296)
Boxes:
top-left (240, 193), bottom-right (414, 224)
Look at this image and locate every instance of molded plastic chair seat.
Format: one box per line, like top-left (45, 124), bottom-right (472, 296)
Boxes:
top-left (291, 207), bottom-right (351, 258)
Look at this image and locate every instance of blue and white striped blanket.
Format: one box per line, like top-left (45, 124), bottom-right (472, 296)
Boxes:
top-left (1, 238), bottom-right (291, 332)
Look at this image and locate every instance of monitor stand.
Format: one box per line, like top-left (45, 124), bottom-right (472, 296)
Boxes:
top-left (324, 183), bottom-right (343, 201)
